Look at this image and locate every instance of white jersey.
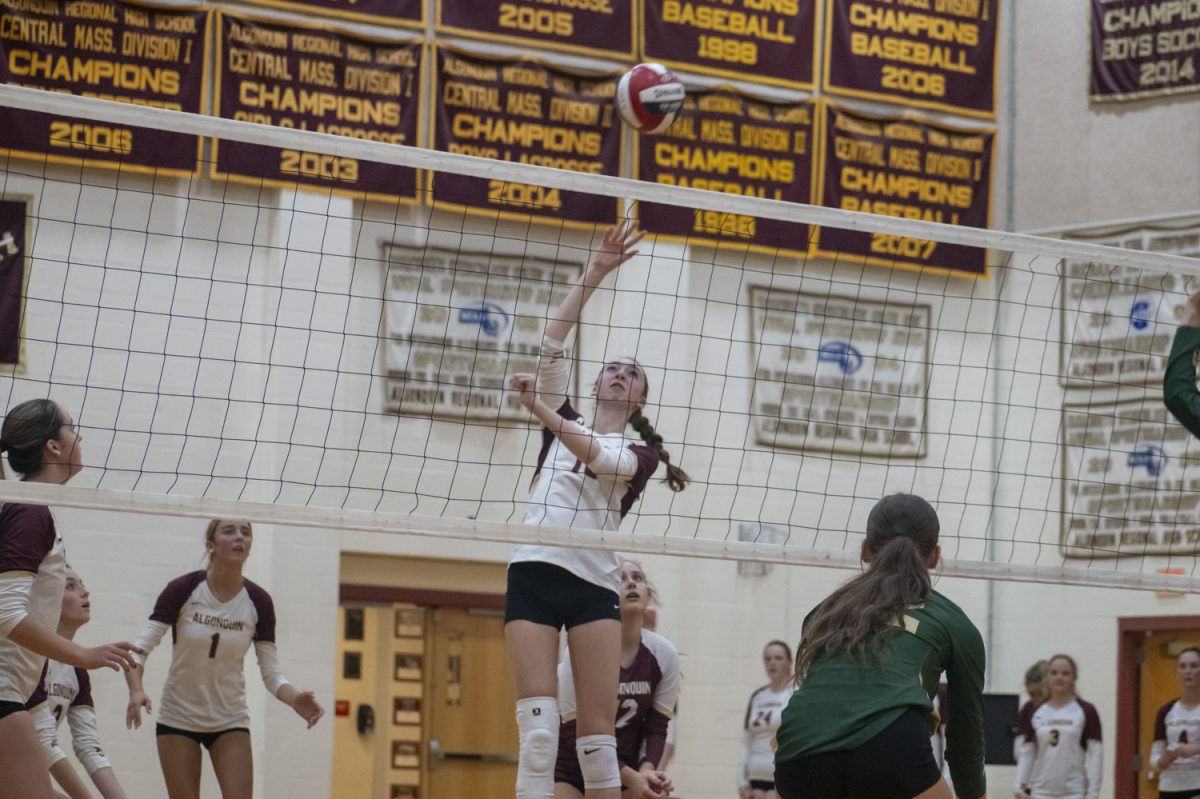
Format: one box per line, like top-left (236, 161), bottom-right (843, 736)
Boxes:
top-left (26, 659), bottom-right (111, 775)
top-left (0, 504), bottom-right (66, 703)
top-left (134, 571), bottom-right (290, 732)
top-left (739, 683), bottom-right (795, 787)
top-left (1153, 699), bottom-right (1200, 792)
top-left (1016, 698), bottom-right (1103, 799)
top-left (511, 336), bottom-right (660, 591)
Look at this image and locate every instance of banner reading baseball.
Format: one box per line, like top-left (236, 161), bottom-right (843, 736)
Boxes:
top-left (0, 0), bottom-right (209, 175)
top-left (823, 0), bottom-right (1000, 118)
top-left (1091, 0), bottom-right (1200, 100)
top-left (437, 0), bottom-right (634, 60)
top-left (815, 104), bottom-right (995, 277)
top-left (212, 11), bottom-right (423, 202)
top-left (641, 0), bottom-right (818, 89)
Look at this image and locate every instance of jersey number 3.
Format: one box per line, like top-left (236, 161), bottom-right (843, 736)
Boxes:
top-left (1048, 729), bottom-right (1060, 747)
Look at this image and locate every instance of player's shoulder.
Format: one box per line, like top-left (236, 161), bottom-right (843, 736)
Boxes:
top-left (163, 570), bottom-right (207, 594)
top-left (242, 578), bottom-right (275, 610)
top-left (640, 628), bottom-right (678, 661)
top-left (1158, 697), bottom-right (1179, 719)
top-left (1075, 697), bottom-right (1101, 716)
top-left (0, 502), bottom-right (53, 525)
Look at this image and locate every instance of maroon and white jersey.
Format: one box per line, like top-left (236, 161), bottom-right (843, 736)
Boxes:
top-left (0, 504), bottom-right (66, 703)
top-left (133, 571), bottom-right (290, 732)
top-left (557, 629), bottom-right (680, 775)
top-left (1152, 699), bottom-right (1200, 792)
top-left (1016, 698), bottom-right (1103, 799)
top-left (26, 659), bottom-right (111, 775)
top-left (739, 683), bottom-right (795, 788)
top-left (512, 336), bottom-right (660, 591)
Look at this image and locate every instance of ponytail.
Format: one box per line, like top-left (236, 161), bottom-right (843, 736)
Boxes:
top-left (629, 410), bottom-right (689, 492)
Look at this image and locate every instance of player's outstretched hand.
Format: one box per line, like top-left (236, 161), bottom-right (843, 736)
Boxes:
top-left (512, 373), bottom-right (537, 411)
top-left (586, 220), bottom-right (646, 284)
top-left (80, 641), bottom-right (141, 672)
top-left (126, 689), bottom-right (152, 729)
top-left (1183, 288), bottom-right (1200, 327)
top-left (292, 690), bottom-right (325, 729)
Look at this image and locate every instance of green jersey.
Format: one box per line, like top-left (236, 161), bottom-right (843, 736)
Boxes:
top-left (774, 590), bottom-right (986, 799)
top-left (1165, 327), bottom-right (1200, 439)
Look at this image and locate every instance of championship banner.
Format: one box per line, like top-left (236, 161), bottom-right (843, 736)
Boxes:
top-left (383, 245), bottom-right (578, 422)
top-left (635, 91), bottom-right (816, 257)
top-left (1062, 398), bottom-right (1200, 557)
top-left (749, 287), bottom-right (929, 457)
top-left (432, 48), bottom-right (622, 226)
top-left (1061, 225), bottom-right (1199, 388)
top-left (437, 0), bottom-right (634, 60)
top-left (823, 0), bottom-right (1000, 119)
top-left (0, 200), bottom-right (25, 366)
top-left (814, 105), bottom-right (994, 278)
top-left (212, 12), bottom-right (422, 203)
top-left (243, 0), bottom-right (423, 29)
top-left (1091, 0), bottom-right (1200, 100)
top-left (641, 0), bottom-right (818, 89)
top-left (0, 0), bottom-right (209, 176)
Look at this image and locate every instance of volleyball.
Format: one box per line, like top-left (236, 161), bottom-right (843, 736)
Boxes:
top-left (615, 63), bottom-right (685, 134)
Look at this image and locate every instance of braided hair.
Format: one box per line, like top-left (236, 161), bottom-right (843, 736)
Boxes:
top-left (629, 409), bottom-right (689, 492)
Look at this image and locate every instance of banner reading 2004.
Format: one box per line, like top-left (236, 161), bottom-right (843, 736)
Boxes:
top-left (213, 11), bottom-right (422, 202)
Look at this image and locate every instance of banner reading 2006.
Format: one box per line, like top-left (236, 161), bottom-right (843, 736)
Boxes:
top-left (815, 105), bottom-right (994, 277)
top-left (212, 11), bottom-right (422, 202)
top-left (432, 48), bottom-right (622, 226)
top-left (0, 0), bottom-right (209, 175)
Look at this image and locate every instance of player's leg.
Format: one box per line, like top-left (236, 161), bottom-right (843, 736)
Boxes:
top-left (0, 708), bottom-right (56, 799)
top-left (506, 618), bottom-right (562, 799)
top-left (555, 781), bottom-right (586, 799)
top-left (567, 618), bottom-right (622, 799)
top-left (208, 730), bottom-right (253, 799)
top-left (156, 730), bottom-right (204, 799)
top-left (913, 778), bottom-right (954, 799)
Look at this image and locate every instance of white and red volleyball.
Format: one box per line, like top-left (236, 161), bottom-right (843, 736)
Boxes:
top-left (616, 63), bottom-right (685, 135)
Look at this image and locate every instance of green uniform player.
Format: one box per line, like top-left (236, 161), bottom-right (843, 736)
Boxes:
top-left (1164, 291), bottom-right (1200, 438)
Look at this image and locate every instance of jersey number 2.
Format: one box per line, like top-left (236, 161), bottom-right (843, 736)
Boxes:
top-left (209, 633), bottom-right (220, 658)
top-left (616, 699), bottom-right (638, 729)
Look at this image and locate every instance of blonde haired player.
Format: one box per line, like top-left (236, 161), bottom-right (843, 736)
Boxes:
top-left (1015, 654), bottom-right (1102, 799)
top-left (1150, 647), bottom-right (1200, 799)
top-left (739, 641), bottom-right (795, 799)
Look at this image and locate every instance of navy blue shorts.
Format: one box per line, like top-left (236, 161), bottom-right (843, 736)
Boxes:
top-left (505, 562), bottom-right (620, 629)
top-left (0, 700), bottom-right (25, 722)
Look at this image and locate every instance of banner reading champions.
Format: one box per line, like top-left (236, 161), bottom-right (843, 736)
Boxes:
top-left (437, 0), bottom-right (634, 60)
top-left (642, 0), bottom-right (818, 89)
top-left (823, 0), bottom-right (1000, 118)
top-left (212, 11), bottom-right (423, 202)
top-left (0, 0), bottom-right (209, 175)
top-left (636, 91), bottom-right (816, 256)
top-left (243, 0), bottom-right (422, 28)
top-left (432, 48), bottom-right (623, 226)
top-left (815, 105), bottom-right (994, 277)
top-left (1091, 0), bottom-right (1200, 100)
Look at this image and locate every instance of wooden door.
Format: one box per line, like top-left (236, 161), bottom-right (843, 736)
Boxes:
top-left (426, 607), bottom-right (518, 797)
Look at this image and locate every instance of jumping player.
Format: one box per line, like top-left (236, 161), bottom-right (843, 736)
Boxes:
top-left (507, 221), bottom-right (690, 799)
top-left (26, 566), bottom-right (129, 798)
top-left (124, 519), bottom-right (324, 799)
top-left (1014, 654), bottom-right (1101, 799)
top-left (738, 641), bottom-right (795, 799)
top-left (1151, 647), bottom-right (1200, 799)
top-left (1164, 289), bottom-right (1200, 436)
top-left (0, 399), bottom-right (139, 799)
top-left (554, 559), bottom-right (681, 799)
top-left (774, 494), bottom-right (986, 799)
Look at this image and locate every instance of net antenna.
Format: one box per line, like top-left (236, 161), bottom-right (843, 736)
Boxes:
top-left (3, 83), bottom-right (1200, 593)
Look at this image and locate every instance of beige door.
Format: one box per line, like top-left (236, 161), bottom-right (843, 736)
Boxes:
top-left (1139, 630), bottom-right (1200, 799)
top-left (426, 607), bottom-right (519, 797)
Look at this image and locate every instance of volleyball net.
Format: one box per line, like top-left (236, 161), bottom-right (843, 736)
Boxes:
top-left (2, 83), bottom-right (1200, 591)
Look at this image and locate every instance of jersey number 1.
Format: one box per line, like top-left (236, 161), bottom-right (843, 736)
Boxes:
top-left (209, 633), bottom-right (220, 658)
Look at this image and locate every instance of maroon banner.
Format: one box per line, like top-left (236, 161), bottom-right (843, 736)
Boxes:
top-left (823, 0), bottom-right (999, 119)
top-left (1091, 0), bottom-right (1200, 100)
top-left (212, 12), bottom-right (422, 202)
top-left (432, 49), bottom-right (622, 226)
top-left (636, 91), bottom-right (816, 256)
top-left (642, 0), bottom-right (818, 89)
top-left (243, 0), bottom-right (422, 28)
top-left (0, 0), bottom-right (209, 175)
top-left (437, 0), bottom-right (633, 60)
top-left (0, 200), bottom-right (24, 365)
top-left (814, 105), bottom-right (994, 277)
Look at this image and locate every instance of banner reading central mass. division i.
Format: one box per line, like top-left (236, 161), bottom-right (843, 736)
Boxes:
top-left (0, 0), bottom-right (209, 176)
top-left (635, 91), bottom-right (816, 257)
top-left (212, 11), bottom-right (422, 202)
top-left (814, 105), bottom-right (994, 277)
top-left (432, 48), bottom-right (622, 226)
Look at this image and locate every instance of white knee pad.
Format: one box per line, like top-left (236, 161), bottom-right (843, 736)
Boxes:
top-left (576, 734), bottom-right (620, 790)
top-left (516, 697), bottom-right (558, 799)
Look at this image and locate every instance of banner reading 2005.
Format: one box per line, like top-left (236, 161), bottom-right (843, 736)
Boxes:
top-left (433, 48), bottom-right (622, 226)
top-left (437, 0), bottom-right (633, 60)
top-left (0, 0), bottom-right (209, 175)
top-left (815, 105), bottom-right (994, 277)
top-left (213, 12), bottom-right (422, 202)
